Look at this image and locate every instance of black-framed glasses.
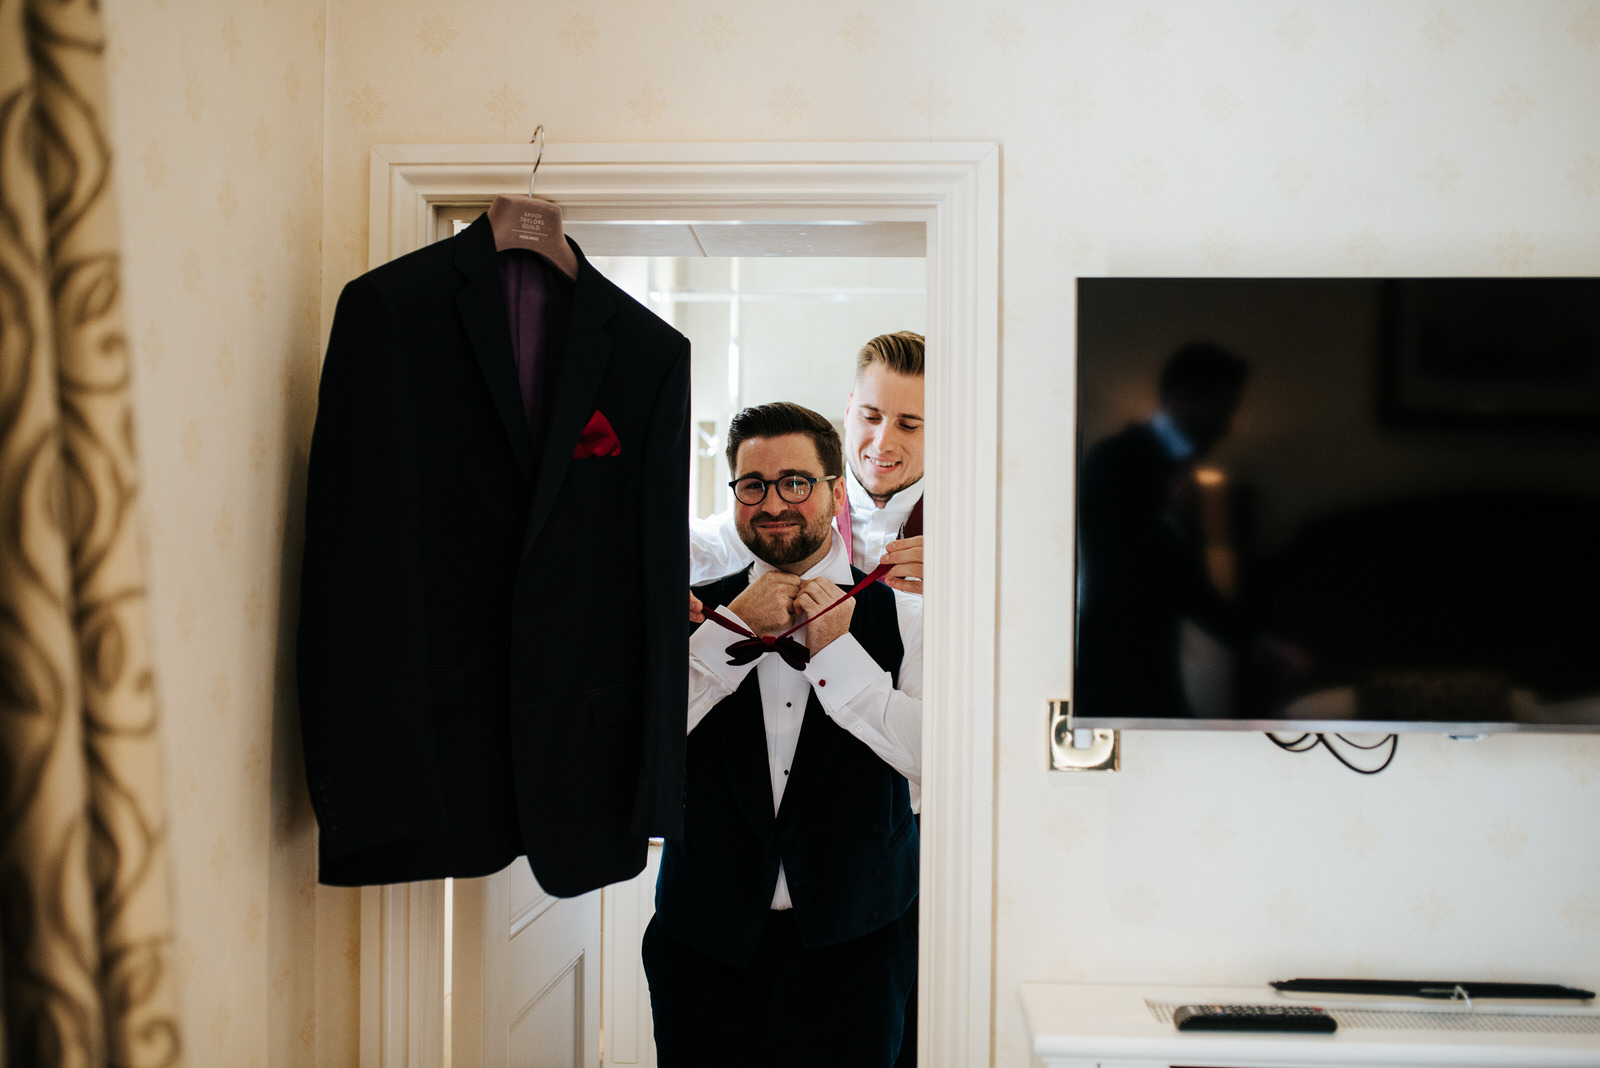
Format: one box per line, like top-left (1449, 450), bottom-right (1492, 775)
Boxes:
top-left (728, 474), bottom-right (838, 506)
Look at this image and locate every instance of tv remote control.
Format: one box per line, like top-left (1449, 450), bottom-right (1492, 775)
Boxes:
top-left (1173, 1004), bottom-right (1337, 1033)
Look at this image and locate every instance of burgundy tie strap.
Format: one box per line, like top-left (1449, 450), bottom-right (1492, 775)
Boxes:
top-left (834, 495), bottom-right (924, 569)
top-left (702, 563), bottom-right (892, 669)
top-left (900, 496), bottom-right (923, 539)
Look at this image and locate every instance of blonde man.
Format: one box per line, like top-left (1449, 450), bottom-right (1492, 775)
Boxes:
top-left (690, 331), bottom-right (926, 595)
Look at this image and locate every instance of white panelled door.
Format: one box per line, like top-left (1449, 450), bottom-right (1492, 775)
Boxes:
top-left (600, 844), bottom-right (665, 1068)
top-left (452, 864), bottom-right (601, 1068)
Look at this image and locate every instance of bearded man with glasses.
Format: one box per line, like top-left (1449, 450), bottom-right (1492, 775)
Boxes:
top-left (644, 401), bottom-right (921, 1067)
top-left (690, 330), bottom-right (926, 597)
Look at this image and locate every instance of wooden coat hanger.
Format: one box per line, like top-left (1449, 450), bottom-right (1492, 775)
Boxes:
top-left (487, 126), bottom-right (579, 279)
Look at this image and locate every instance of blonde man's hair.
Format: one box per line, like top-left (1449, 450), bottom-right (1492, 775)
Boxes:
top-left (855, 330), bottom-right (924, 380)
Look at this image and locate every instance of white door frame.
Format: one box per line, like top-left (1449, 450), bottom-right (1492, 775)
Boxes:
top-left (358, 141), bottom-right (1000, 1068)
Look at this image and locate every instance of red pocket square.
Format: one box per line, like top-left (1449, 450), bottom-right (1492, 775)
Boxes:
top-left (574, 410), bottom-right (622, 458)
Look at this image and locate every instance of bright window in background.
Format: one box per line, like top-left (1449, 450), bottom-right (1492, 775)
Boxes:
top-left (590, 256), bottom-right (926, 518)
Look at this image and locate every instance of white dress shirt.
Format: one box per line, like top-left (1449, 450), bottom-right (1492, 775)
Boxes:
top-left (688, 467), bottom-right (926, 585)
top-left (841, 465), bottom-right (924, 576)
top-left (687, 530), bottom-right (922, 910)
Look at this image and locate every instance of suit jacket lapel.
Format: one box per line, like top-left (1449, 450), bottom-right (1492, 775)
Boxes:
top-left (522, 243), bottom-right (615, 557)
top-left (722, 674), bottom-right (779, 849)
top-left (453, 215), bottom-right (536, 488)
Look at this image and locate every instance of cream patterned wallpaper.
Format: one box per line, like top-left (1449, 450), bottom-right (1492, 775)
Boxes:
top-left (103, 0), bottom-right (1600, 1065)
top-left (102, 0), bottom-right (347, 1065)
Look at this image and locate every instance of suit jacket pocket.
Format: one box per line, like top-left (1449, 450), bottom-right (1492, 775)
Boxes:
top-left (589, 679), bottom-right (645, 728)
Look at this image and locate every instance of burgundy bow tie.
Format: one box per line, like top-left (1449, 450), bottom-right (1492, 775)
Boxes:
top-left (702, 563), bottom-right (891, 670)
top-left (720, 632), bottom-right (812, 671)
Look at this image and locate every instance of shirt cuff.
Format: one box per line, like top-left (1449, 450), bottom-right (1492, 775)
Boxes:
top-left (690, 608), bottom-right (759, 693)
top-left (802, 633), bottom-right (881, 712)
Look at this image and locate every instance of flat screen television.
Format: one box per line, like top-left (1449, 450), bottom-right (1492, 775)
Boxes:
top-left (1073, 278), bottom-right (1600, 733)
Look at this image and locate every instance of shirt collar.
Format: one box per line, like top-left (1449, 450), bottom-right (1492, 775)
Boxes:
top-left (845, 463), bottom-right (924, 526)
top-left (748, 526), bottom-right (855, 587)
top-left (1149, 410), bottom-right (1195, 462)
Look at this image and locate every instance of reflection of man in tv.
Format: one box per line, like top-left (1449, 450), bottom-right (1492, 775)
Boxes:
top-left (1076, 342), bottom-right (1255, 719)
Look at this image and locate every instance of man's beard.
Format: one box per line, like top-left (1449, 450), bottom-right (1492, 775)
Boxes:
top-left (741, 509), bottom-right (832, 567)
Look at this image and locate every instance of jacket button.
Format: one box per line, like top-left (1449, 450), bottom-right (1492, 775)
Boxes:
top-left (871, 824), bottom-right (882, 835)
top-left (870, 909), bottom-right (880, 921)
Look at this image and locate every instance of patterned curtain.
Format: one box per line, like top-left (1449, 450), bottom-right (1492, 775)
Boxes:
top-left (0, 1), bottom-right (182, 1065)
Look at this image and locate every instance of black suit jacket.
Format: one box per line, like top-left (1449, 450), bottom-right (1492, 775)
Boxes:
top-left (298, 215), bottom-right (689, 895)
top-left (655, 568), bottom-right (918, 969)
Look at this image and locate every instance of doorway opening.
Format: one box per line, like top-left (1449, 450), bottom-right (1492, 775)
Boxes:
top-left (359, 143), bottom-right (997, 1068)
top-left (439, 210), bottom-right (926, 1064)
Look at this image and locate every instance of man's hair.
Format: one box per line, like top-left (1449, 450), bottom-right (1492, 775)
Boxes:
top-left (855, 330), bottom-right (925, 380)
top-left (1159, 341), bottom-right (1250, 399)
top-left (725, 402), bottom-right (844, 479)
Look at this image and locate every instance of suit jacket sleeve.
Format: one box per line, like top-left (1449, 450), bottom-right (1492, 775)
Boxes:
top-left (298, 276), bottom-right (447, 857)
top-left (632, 335), bottom-right (692, 839)
top-left (1079, 430), bottom-right (1250, 647)
top-left (1078, 432), bottom-right (1162, 601)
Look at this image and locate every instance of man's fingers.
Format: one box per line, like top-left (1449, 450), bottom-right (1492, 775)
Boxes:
top-left (880, 565), bottom-right (921, 593)
top-left (753, 572), bottom-right (803, 601)
top-left (798, 578), bottom-right (843, 599)
top-left (794, 586), bottom-right (830, 610)
top-left (792, 579), bottom-right (847, 620)
top-left (878, 536), bottom-right (924, 567)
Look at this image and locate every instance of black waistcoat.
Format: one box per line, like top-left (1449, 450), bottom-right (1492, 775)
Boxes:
top-left (655, 567), bottom-right (918, 969)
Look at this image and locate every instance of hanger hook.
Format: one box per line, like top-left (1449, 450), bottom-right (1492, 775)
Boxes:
top-left (529, 126), bottom-right (545, 196)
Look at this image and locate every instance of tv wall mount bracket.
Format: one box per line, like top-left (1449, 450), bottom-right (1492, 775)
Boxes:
top-left (1049, 699), bottom-right (1119, 772)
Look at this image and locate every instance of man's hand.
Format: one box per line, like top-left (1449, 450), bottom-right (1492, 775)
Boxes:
top-left (795, 578), bottom-right (854, 653)
top-left (726, 572), bottom-right (802, 635)
top-left (878, 535), bottom-right (923, 595)
top-left (688, 591), bottom-right (704, 624)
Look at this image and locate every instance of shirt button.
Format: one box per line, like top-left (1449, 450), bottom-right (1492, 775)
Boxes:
top-left (818, 679), bottom-right (827, 687)
top-left (785, 701), bottom-right (792, 707)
